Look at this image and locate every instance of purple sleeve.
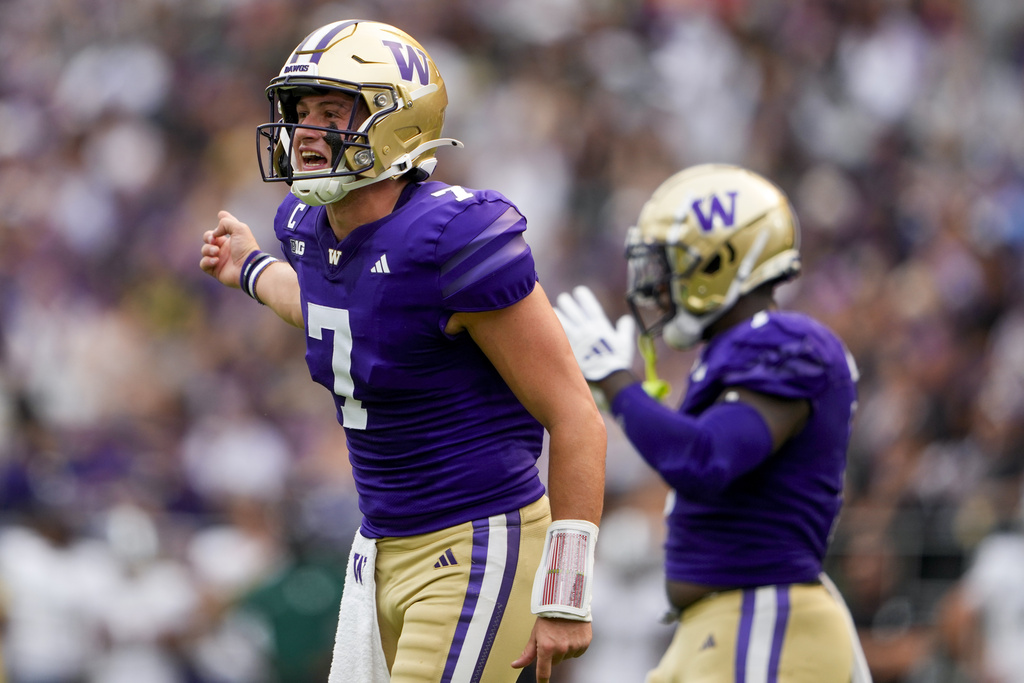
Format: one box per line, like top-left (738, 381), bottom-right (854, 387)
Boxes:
top-left (715, 326), bottom-right (832, 400)
top-left (611, 384), bottom-right (774, 498)
top-left (436, 201), bottom-right (537, 312)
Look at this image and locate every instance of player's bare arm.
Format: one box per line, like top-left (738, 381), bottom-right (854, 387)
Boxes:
top-left (447, 283), bottom-right (605, 526)
top-left (449, 283), bottom-right (605, 681)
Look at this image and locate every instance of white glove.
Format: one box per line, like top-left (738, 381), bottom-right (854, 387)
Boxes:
top-left (554, 285), bottom-right (636, 381)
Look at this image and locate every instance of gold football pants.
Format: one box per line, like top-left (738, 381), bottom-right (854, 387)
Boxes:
top-left (647, 582), bottom-right (856, 683)
top-left (375, 496), bottom-right (550, 683)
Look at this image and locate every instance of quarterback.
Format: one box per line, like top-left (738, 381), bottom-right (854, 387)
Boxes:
top-left (556, 165), bottom-right (871, 682)
top-left (199, 20), bottom-right (605, 683)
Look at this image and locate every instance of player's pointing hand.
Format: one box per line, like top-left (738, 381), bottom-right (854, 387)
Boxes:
top-left (199, 210), bottom-right (260, 288)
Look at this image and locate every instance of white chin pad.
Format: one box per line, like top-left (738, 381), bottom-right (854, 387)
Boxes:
top-left (663, 312), bottom-right (704, 350)
top-left (291, 176), bottom-right (349, 206)
top-left (530, 519), bottom-right (599, 621)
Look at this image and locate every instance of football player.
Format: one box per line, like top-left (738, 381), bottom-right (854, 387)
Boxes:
top-left (555, 164), bottom-right (871, 682)
top-left (198, 20), bottom-right (605, 683)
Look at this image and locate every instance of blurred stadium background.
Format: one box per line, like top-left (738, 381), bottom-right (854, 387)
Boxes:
top-left (2, 0), bottom-right (1024, 681)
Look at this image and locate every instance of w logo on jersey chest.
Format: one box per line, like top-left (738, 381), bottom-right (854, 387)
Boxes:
top-left (328, 248), bottom-right (342, 265)
top-left (692, 192), bottom-right (738, 232)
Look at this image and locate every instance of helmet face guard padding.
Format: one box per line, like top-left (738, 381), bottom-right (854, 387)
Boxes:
top-left (255, 20), bottom-right (463, 205)
top-left (625, 164), bottom-right (802, 349)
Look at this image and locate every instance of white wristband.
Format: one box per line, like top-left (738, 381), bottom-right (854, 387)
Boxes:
top-left (531, 519), bottom-right (599, 621)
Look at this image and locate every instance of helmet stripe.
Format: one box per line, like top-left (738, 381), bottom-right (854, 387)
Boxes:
top-left (289, 19), bottom-right (360, 64)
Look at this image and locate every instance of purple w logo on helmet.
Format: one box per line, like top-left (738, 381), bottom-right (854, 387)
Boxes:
top-left (382, 40), bottom-right (430, 86)
top-left (691, 192), bottom-right (738, 232)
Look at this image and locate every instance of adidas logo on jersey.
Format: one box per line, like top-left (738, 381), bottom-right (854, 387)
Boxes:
top-left (370, 254), bottom-right (391, 273)
top-left (699, 633), bottom-right (716, 651)
top-left (434, 548), bottom-right (458, 568)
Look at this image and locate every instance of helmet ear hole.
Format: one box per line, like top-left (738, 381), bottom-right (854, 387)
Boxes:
top-left (702, 243), bottom-right (736, 275)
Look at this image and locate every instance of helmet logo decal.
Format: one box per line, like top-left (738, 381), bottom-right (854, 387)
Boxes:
top-left (381, 40), bottom-right (430, 86)
top-left (691, 192), bottom-right (738, 232)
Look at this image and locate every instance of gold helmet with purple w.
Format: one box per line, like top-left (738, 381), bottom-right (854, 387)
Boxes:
top-left (257, 20), bottom-right (462, 206)
top-left (625, 164), bottom-right (801, 349)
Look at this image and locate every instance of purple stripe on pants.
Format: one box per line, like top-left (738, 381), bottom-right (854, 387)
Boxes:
top-left (735, 589), bottom-right (756, 683)
top-left (470, 511), bottom-right (521, 682)
top-left (440, 519), bottom-right (491, 683)
top-left (766, 586), bottom-right (791, 683)
top-left (440, 519), bottom-right (490, 682)
top-left (735, 586), bottom-right (792, 683)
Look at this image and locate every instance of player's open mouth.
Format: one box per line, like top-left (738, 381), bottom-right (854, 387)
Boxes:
top-left (300, 150), bottom-right (329, 170)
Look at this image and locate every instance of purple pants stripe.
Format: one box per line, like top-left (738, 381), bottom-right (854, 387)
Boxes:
top-left (471, 510), bottom-right (521, 681)
top-left (440, 512), bottom-right (522, 683)
top-left (734, 585), bottom-right (792, 682)
top-left (767, 586), bottom-right (791, 682)
top-left (440, 518), bottom-right (489, 682)
top-left (736, 590), bottom-right (756, 683)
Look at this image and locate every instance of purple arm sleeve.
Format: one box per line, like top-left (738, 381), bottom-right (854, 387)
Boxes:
top-left (610, 384), bottom-right (774, 499)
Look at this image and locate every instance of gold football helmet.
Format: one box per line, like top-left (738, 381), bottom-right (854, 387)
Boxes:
top-left (257, 20), bottom-right (462, 205)
top-left (625, 164), bottom-right (801, 349)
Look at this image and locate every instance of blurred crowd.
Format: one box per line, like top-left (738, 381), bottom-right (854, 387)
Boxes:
top-left (2, 0), bottom-right (1024, 681)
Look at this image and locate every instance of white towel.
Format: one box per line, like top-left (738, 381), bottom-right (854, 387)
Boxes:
top-left (328, 529), bottom-right (390, 683)
top-left (820, 572), bottom-right (873, 683)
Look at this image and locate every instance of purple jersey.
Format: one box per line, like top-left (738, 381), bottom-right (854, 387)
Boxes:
top-left (665, 311), bottom-right (856, 585)
top-left (273, 181), bottom-right (546, 538)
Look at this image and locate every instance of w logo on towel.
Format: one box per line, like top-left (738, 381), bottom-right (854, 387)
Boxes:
top-left (353, 553), bottom-right (368, 584)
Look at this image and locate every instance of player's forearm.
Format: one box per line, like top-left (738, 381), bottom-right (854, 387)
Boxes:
top-left (545, 422), bottom-right (606, 526)
top-left (253, 262), bottom-right (304, 328)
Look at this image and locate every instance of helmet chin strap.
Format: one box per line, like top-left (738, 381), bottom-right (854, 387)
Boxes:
top-left (291, 138), bottom-right (464, 207)
top-left (662, 228), bottom-right (770, 350)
